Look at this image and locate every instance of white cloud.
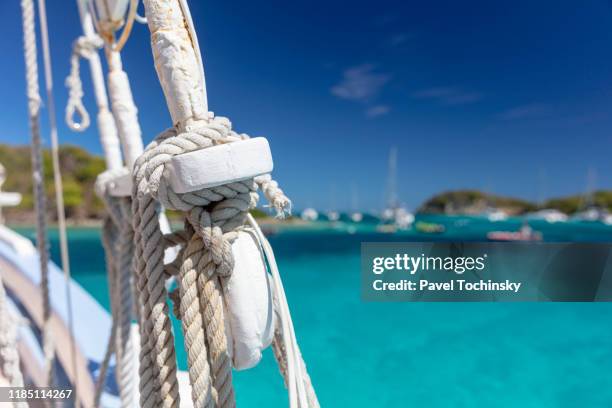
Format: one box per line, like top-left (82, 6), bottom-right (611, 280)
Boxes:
top-left (366, 105), bottom-right (391, 118)
top-left (498, 103), bottom-right (552, 120)
top-left (412, 86), bottom-right (483, 105)
top-left (331, 64), bottom-right (391, 103)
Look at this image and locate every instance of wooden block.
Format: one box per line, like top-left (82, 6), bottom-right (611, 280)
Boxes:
top-left (108, 173), bottom-right (132, 197)
top-left (0, 192), bottom-right (21, 207)
top-left (165, 137), bottom-right (274, 194)
top-left (225, 230), bottom-right (275, 370)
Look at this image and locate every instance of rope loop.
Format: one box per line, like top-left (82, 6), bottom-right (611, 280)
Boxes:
top-left (65, 35), bottom-right (104, 132)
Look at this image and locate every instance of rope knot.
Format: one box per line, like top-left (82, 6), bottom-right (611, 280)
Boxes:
top-left (187, 207), bottom-right (235, 278)
top-left (65, 35), bottom-right (103, 132)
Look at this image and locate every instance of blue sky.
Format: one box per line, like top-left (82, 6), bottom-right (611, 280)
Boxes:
top-left (1, 0), bottom-right (612, 211)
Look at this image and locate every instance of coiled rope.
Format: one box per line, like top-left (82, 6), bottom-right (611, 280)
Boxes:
top-left (20, 0), bottom-right (54, 389)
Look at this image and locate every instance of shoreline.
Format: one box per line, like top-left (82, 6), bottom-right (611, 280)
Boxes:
top-left (6, 214), bottom-right (311, 229)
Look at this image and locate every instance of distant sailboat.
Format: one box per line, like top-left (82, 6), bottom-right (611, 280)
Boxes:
top-left (571, 168), bottom-right (611, 223)
top-left (301, 207), bottom-right (319, 221)
top-left (350, 183), bottom-right (363, 223)
top-left (527, 168), bottom-right (568, 223)
top-left (326, 184), bottom-right (340, 223)
top-left (350, 212), bottom-right (363, 223)
top-left (483, 207), bottom-right (508, 222)
top-left (527, 209), bottom-right (568, 223)
top-left (326, 210), bottom-right (340, 222)
top-left (378, 147), bottom-right (414, 232)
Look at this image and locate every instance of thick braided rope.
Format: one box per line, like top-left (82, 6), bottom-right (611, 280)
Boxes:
top-left (178, 234), bottom-right (215, 406)
top-left (142, 118), bottom-right (247, 408)
top-left (94, 218), bottom-right (119, 406)
top-left (116, 198), bottom-right (137, 408)
top-left (131, 193), bottom-right (161, 408)
top-left (186, 205), bottom-right (252, 407)
top-left (0, 276), bottom-right (27, 408)
top-left (133, 132), bottom-right (180, 408)
top-left (21, 0), bottom-right (54, 388)
top-left (96, 168), bottom-right (161, 407)
top-left (95, 173), bottom-right (138, 408)
top-left (135, 115), bottom-right (291, 407)
top-left (0, 275), bottom-right (26, 390)
top-left (135, 116), bottom-right (276, 408)
top-left (95, 168), bottom-right (159, 407)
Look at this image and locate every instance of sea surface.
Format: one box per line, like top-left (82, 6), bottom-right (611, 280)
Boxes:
top-left (14, 215), bottom-right (612, 407)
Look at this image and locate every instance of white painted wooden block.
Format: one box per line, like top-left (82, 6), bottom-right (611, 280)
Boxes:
top-left (224, 229), bottom-right (275, 370)
top-left (165, 138), bottom-right (273, 194)
top-left (0, 192), bottom-right (21, 207)
top-left (107, 172), bottom-right (132, 197)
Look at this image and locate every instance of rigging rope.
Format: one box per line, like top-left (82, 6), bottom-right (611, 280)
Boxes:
top-left (95, 170), bottom-right (138, 408)
top-left (37, 0), bottom-right (79, 402)
top-left (65, 35), bottom-right (105, 132)
top-left (66, 4), bottom-right (145, 405)
top-left (20, 0), bottom-right (55, 390)
top-left (247, 213), bottom-right (319, 408)
top-left (0, 275), bottom-right (27, 408)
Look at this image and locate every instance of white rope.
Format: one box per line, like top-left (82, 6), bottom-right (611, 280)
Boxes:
top-left (0, 275), bottom-right (27, 408)
top-left (94, 217), bottom-right (120, 406)
top-left (106, 50), bottom-right (144, 169)
top-left (94, 169), bottom-right (139, 408)
top-left (247, 214), bottom-right (318, 408)
top-left (20, 0), bottom-right (55, 389)
top-left (65, 35), bottom-right (105, 132)
top-left (37, 0), bottom-right (80, 402)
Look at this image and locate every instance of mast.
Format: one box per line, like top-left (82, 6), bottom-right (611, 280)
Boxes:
top-left (386, 147), bottom-right (398, 210)
top-left (142, 0), bottom-right (208, 127)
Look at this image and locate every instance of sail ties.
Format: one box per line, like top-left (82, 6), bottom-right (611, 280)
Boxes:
top-left (65, 35), bottom-right (104, 132)
top-left (132, 114), bottom-right (289, 407)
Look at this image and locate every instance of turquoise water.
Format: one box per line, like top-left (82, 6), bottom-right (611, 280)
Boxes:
top-left (14, 217), bottom-right (612, 407)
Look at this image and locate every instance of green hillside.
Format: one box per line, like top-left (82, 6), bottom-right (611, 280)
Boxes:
top-left (0, 144), bottom-right (106, 222)
top-left (419, 189), bottom-right (612, 215)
